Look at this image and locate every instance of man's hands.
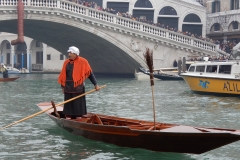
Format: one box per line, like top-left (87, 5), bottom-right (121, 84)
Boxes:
top-left (95, 85), bottom-right (100, 91)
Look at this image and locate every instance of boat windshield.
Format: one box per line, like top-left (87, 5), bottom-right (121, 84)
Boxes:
top-left (206, 65), bottom-right (217, 73)
top-left (188, 66), bottom-right (195, 72)
top-left (218, 65), bottom-right (231, 74)
top-left (196, 66), bottom-right (205, 72)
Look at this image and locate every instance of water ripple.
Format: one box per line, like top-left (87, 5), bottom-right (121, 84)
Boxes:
top-left (1, 75), bottom-right (240, 159)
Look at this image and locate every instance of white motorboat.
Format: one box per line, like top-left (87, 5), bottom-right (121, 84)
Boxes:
top-left (6, 67), bottom-right (30, 74)
top-left (181, 60), bottom-right (240, 95)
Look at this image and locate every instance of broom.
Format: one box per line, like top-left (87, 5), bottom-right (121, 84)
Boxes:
top-left (143, 48), bottom-right (156, 130)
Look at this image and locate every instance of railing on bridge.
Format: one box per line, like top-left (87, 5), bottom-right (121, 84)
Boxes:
top-left (0, 0), bottom-right (216, 53)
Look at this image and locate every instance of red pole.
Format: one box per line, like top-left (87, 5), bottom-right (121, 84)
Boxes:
top-left (11, 0), bottom-right (24, 45)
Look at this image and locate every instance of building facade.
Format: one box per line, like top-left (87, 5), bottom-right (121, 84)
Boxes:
top-left (0, 32), bottom-right (65, 72)
top-left (203, 0), bottom-right (240, 43)
top-left (101, 0), bottom-right (206, 37)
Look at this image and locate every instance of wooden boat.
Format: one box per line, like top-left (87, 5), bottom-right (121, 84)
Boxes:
top-left (37, 102), bottom-right (240, 154)
top-left (151, 72), bottom-right (183, 81)
top-left (139, 67), bottom-right (183, 81)
top-left (0, 77), bottom-right (19, 82)
top-left (181, 60), bottom-right (240, 94)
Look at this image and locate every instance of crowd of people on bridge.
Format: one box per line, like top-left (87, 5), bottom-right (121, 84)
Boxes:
top-left (215, 40), bottom-right (238, 54)
top-left (69, 0), bottom-right (239, 54)
top-left (187, 55), bottom-right (231, 62)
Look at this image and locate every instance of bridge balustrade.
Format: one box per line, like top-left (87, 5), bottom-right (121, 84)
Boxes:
top-left (0, 0), bottom-right (217, 54)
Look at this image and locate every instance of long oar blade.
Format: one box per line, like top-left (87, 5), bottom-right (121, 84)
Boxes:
top-left (0, 85), bottom-right (106, 130)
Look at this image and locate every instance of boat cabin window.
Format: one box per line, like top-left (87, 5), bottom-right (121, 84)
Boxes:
top-left (196, 66), bottom-right (205, 72)
top-left (218, 65), bottom-right (231, 74)
top-left (206, 65), bottom-right (217, 73)
top-left (188, 66), bottom-right (195, 72)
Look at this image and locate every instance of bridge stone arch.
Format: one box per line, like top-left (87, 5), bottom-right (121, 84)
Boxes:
top-left (0, 1), bottom-right (219, 75)
top-left (0, 11), bottom-right (145, 75)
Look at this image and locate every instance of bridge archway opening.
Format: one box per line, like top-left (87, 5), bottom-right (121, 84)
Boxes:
top-left (182, 14), bottom-right (202, 37)
top-left (158, 6), bottom-right (178, 30)
top-left (133, 0), bottom-right (154, 21)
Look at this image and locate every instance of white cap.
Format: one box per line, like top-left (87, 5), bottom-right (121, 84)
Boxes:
top-left (67, 46), bottom-right (80, 55)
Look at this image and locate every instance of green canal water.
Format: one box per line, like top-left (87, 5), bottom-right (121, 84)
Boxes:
top-left (0, 74), bottom-right (240, 160)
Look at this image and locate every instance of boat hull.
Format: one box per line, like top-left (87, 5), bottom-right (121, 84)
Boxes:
top-left (153, 74), bottom-right (183, 81)
top-left (51, 115), bottom-right (240, 154)
top-left (182, 75), bottom-right (240, 94)
top-left (139, 67), bottom-right (183, 81)
top-left (0, 77), bottom-right (19, 82)
top-left (37, 103), bottom-right (240, 154)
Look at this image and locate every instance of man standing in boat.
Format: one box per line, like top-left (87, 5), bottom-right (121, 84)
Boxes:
top-left (0, 63), bottom-right (9, 78)
top-left (58, 46), bottom-right (100, 119)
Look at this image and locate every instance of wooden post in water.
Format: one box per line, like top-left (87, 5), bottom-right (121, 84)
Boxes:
top-left (178, 57), bottom-right (182, 75)
top-left (182, 57), bottom-right (186, 73)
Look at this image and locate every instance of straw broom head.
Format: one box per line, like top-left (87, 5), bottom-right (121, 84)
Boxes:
top-left (143, 48), bottom-right (154, 86)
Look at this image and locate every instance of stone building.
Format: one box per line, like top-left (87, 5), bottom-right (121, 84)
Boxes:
top-left (201, 0), bottom-right (240, 43)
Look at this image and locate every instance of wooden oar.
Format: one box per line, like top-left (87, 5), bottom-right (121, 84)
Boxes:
top-left (0, 84), bottom-right (106, 131)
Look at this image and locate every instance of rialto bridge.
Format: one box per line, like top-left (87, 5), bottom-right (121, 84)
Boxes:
top-left (0, 0), bottom-right (222, 76)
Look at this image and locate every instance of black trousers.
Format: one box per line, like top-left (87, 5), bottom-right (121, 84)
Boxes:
top-left (63, 88), bottom-right (87, 117)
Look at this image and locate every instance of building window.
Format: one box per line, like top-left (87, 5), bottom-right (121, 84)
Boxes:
top-left (7, 53), bottom-right (10, 64)
top-left (219, 65), bottom-right (231, 74)
top-left (214, 23), bottom-right (220, 31)
top-left (233, 21), bottom-right (239, 29)
top-left (6, 43), bottom-right (11, 49)
top-left (183, 14), bottom-right (201, 22)
top-left (231, 0), bottom-right (239, 10)
top-left (36, 41), bottom-right (41, 47)
top-left (134, 0), bottom-right (153, 8)
top-left (212, 1), bottom-right (220, 13)
top-left (47, 54), bottom-right (51, 60)
top-left (60, 54), bottom-right (64, 60)
top-left (36, 52), bottom-right (43, 64)
top-left (159, 6), bottom-right (177, 15)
